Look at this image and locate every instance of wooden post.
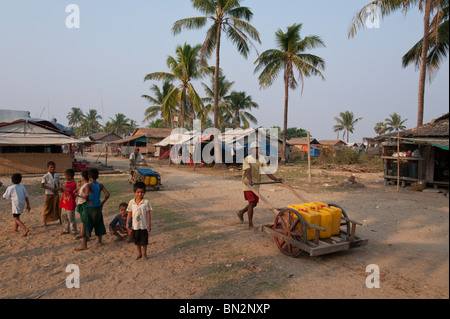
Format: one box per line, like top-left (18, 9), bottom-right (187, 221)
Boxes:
top-left (307, 131), bottom-right (312, 183)
top-left (397, 132), bottom-right (400, 192)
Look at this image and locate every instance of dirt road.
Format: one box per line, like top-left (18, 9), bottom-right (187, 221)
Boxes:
top-left (0, 154), bottom-right (448, 299)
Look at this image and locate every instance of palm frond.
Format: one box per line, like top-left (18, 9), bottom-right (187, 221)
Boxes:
top-left (172, 17), bottom-right (208, 35)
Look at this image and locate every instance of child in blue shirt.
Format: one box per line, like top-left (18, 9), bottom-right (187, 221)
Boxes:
top-left (109, 203), bottom-right (132, 242)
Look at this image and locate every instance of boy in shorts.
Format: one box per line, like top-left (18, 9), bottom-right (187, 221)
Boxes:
top-left (237, 143), bottom-right (282, 230)
top-left (3, 174), bottom-right (31, 236)
top-left (126, 182), bottom-right (152, 260)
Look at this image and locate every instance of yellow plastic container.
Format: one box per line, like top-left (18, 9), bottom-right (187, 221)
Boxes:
top-left (288, 205), bottom-right (321, 241)
top-left (314, 202), bottom-right (342, 236)
top-left (144, 176), bottom-right (158, 186)
top-left (303, 203), bottom-right (333, 239)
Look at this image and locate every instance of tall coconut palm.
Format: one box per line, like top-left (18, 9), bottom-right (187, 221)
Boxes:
top-left (374, 121), bottom-right (389, 135)
top-left (385, 112), bottom-right (408, 132)
top-left (173, 0), bottom-right (261, 166)
top-left (349, 0), bottom-right (444, 127)
top-left (142, 81), bottom-right (180, 128)
top-left (81, 109), bottom-right (102, 135)
top-left (224, 91), bottom-right (259, 129)
top-left (109, 113), bottom-right (131, 137)
top-left (144, 43), bottom-right (210, 129)
top-left (67, 107), bottom-right (85, 136)
top-left (202, 72), bottom-right (235, 129)
top-left (255, 23), bottom-right (326, 165)
top-left (402, 0), bottom-right (449, 82)
top-left (333, 111), bottom-right (363, 143)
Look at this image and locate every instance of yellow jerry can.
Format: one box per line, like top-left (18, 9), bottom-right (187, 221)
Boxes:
top-left (303, 203), bottom-right (333, 239)
top-left (314, 202), bottom-right (343, 236)
top-left (288, 205), bottom-right (321, 241)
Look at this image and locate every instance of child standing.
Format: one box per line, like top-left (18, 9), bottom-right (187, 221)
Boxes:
top-left (75, 170), bottom-right (89, 240)
top-left (126, 182), bottom-right (152, 260)
top-left (75, 168), bottom-right (110, 251)
top-left (41, 161), bottom-right (61, 226)
top-left (59, 169), bottom-right (78, 236)
top-left (2, 174), bottom-right (31, 237)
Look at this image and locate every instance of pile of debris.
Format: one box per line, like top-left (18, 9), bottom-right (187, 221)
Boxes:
top-left (341, 175), bottom-right (365, 189)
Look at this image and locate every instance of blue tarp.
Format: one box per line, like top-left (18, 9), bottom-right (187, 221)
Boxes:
top-left (137, 169), bottom-right (159, 178)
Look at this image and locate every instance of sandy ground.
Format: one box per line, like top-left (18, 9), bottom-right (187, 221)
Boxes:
top-left (0, 154), bottom-right (448, 299)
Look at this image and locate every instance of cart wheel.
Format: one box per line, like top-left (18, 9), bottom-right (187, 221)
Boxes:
top-left (273, 208), bottom-right (307, 258)
top-left (328, 203), bottom-right (350, 235)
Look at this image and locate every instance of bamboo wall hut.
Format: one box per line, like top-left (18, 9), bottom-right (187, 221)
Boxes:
top-left (112, 128), bottom-right (172, 157)
top-left (375, 113), bottom-right (449, 189)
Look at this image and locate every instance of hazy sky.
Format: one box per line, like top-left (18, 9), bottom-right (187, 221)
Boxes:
top-left (0, 0), bottom-right (448, 141)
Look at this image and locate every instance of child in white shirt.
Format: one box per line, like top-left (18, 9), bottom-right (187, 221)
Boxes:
top-left (126, 182), bottom-right (152, 260)
top-left (2, 174), bottom-right (31, 236)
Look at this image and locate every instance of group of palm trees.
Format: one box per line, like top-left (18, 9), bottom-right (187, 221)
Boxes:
top-left (143, 0), bottom-right (448, 165)
top-left (144, 0), bottom-right (326, 164)
top-left (66, 0), bottom-right (447, 164)
top-left (374, 113), bottom-right (408, 134)
top-left (67, 107), bottom-right (137, 137)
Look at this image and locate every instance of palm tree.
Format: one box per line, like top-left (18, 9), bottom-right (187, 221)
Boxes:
top-left (402, 0), bottom-right (449, 82)
top-left (108, 113), bottom-right (131, 137)
top-left (385, 112), bottom-right (408, 132)
top-left (255, 23), bottom-right (326, 164)
top-left (144, 43), bottom-right (209, 128)
top-left (173, 0), bottom-right (261, 166)
top-left (202, 72), bottom-right (235, 129)
top-left (81, 109), bottom-right (102, 135)
top-left (67, 107), bottom-right (85, 136)
top-left (374, 121), bottom-right (388, 135)
top-left (142, 81), bottom-right (180, 128)
top-left (333, 111), bottom-right (363, 143)
top-left (349, 0), bottom-right (444, 127)
top-left (224, 91), bottom-right (259, 129)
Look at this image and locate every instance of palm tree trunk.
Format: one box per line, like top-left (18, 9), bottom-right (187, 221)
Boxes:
top-left (214, 21), bottom-right (226, 169)
top-left (281, 69), bottom-right (289, 166)
top-left (180, 88), bottom-right (186, 128)
top-left (417, 0), bottom-right (432, 127)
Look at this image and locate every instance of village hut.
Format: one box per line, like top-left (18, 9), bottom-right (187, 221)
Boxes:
top-left (0, 119), bottom-right (84, 175)
top-left (111, 128), bottom-right (172, 157)
top-left (288, 137), bottom-right (321, 157)
top-left (87, 132), bottom-right (122, 154)
top-left (375, 113), bottom-right (449, 189)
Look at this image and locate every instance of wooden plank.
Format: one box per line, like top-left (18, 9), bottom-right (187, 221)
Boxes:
top-left (309, 241), bottom-right (351, 257)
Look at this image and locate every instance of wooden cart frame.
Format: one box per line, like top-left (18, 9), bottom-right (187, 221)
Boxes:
top-left (246, 181), bottom-right (368, 258)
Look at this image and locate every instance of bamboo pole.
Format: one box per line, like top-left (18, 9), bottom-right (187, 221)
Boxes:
top-left (307, 131), bottom-right (312, 183)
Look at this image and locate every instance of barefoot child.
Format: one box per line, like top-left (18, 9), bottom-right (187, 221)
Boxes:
top-left (237, 143), bottom-right (283, 230)
top-left (75, 170), bottom-right (89, 240)
top-left (109, 203), bottom-right (132, 242)
top-left (75, 168), bottom-right (110, 251)
top-left (2, 174), bottom-right (31, 236)
top-left (59, 169), bottom-right (78, 236)
top-left (41, 161), bottom-right (61, 226)
top-left (126, 182), bottom-right (152, 260)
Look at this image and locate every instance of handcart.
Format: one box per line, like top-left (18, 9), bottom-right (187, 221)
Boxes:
top-left (245, 181), bottom-right (368, 258)
top-left (130, 166), bottom-right (162, 191)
